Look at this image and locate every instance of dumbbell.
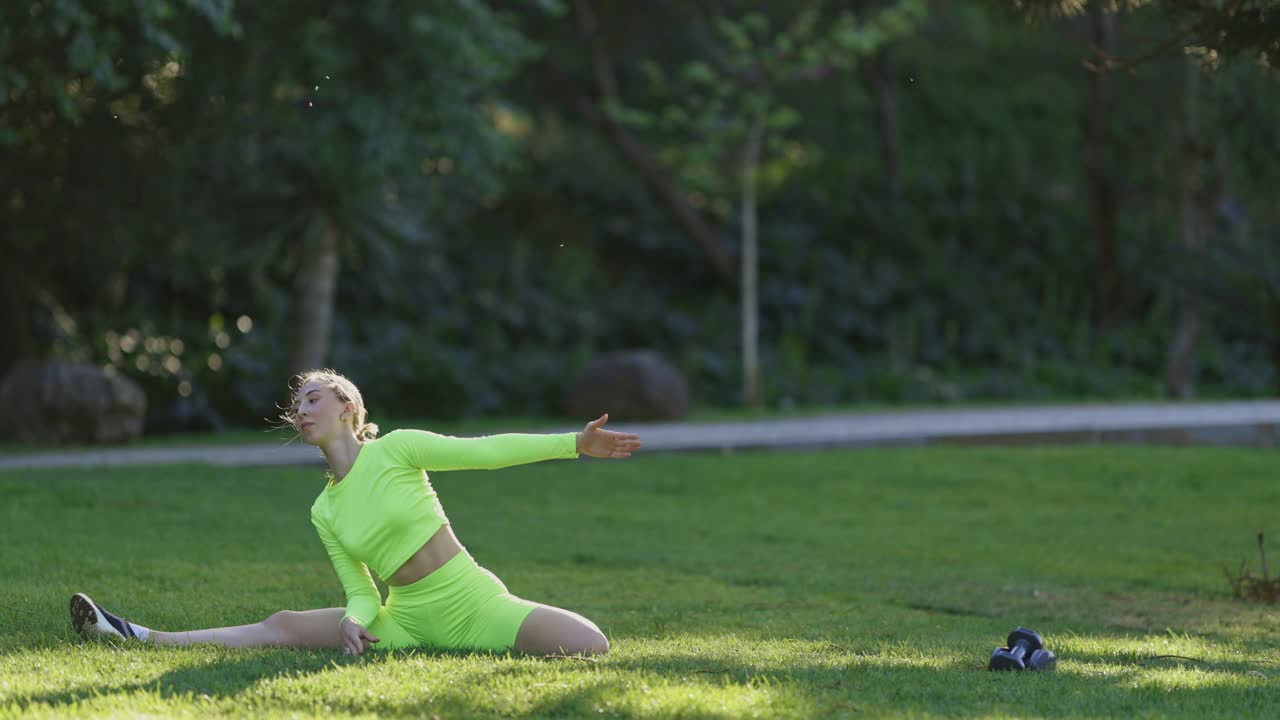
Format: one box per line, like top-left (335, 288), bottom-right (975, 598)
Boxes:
top-left (988, 627), bottom-right (1056, 671)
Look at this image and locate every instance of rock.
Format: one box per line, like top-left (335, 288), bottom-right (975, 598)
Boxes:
top-left (562, 350), bottom-right (690, 421)
top-left (0, 362), bottom-right (147, 444)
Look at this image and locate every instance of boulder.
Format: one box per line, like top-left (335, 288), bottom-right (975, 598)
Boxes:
top-left (562, 350), bottom-right (690, 422)
top-left (0, 362), bottom-right (147, 444)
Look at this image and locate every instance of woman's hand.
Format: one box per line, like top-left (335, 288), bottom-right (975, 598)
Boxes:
top-left (577, 414), bottom-right (642, 459)
top-left (339, 617), bottom-right (380, 656)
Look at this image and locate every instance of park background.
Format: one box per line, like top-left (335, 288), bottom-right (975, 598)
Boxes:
top-left (4, 0), bottom-right (1280, 438)
top-left (4, 4), bottom-right (1280, 719)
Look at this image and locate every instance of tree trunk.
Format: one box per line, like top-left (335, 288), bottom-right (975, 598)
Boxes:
top-left (1082, 1), bottom-right (1121, 327)
top-left (741, 114), bottom-right (766, 409)
top-left (1166, 57), bottom-right (1203, 399)
top-left (1272, 306), bottom-right (1280, 396)
top-left (852, 0), bottom-right (901, 202)
top-left (288, 215), bottom-right (341, 376)
top-left (861, 49), bottom-right (901, 202)
top-left (0, 262), bottom-right (35, 381)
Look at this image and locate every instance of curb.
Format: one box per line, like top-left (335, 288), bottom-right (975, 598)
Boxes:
top-left (2, 401), bottom-right (1278, 470)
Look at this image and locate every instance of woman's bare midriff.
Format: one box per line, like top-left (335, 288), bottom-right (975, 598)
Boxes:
top-left (386, 524), bottom-right (464, 586)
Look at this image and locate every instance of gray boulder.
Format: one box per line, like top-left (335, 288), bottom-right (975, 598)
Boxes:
top-left (0, 362), bottom-right (147, 444)
top-left (562, 350), bottom-right (690, 422)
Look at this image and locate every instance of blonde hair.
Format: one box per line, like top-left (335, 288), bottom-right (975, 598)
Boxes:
top-left (280, 368), bottom-right (380, 441)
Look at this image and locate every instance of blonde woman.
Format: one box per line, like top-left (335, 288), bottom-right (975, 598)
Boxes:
top-left (71, 369), bottom-right (642, 657)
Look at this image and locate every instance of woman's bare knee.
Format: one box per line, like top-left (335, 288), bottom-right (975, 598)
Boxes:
top-left (579, 629), bottom-right (609, 656)
top-left (260, 608), bottom-right (346, 649)
top-left (259, 610), bottom-right (297, 645)
top-left (263, 610), bottom-right (294, 626)
top-left (553, 626), bottom-right (608, 657)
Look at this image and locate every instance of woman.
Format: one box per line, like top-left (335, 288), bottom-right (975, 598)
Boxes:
top-left (70, 369), bottom-right (642, 657)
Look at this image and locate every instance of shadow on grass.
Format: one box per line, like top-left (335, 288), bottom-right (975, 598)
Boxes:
top-left (9, 649), bottom-right (337, 710)
top-left (8, 642), bottom-right (601, 711)
top-left (10, 637), bottom-right (1279, 718)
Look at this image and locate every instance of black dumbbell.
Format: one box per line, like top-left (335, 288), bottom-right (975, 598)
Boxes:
top-left (988, 627), bottom-right (1056, 671)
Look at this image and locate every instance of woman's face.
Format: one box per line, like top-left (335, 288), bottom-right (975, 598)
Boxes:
top-left (294, 381), bottom-right (351, 445)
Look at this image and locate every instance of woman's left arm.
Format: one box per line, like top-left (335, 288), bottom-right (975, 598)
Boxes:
top-left (392, 414), bottom-right (641, 470)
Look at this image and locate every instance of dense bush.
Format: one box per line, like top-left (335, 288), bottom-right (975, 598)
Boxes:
top-left (11, 3), bottom-right (1280, 431)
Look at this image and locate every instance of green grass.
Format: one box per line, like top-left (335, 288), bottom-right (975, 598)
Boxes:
top-left (3, 446), bottom-right (1279, 718)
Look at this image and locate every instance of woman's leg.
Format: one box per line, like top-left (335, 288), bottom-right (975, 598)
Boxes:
top-left (513, 605), bottom-right (609, 657)
top-left (73, 592), bottom-right (349, 649)
top-left (402, 551), bottom-right (608, 657)
top-left (150, 608), bottom-right (348, 649)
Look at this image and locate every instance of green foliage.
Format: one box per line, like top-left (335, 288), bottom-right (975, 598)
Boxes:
top-left (209, 0), bottom-right (1273, 421)
top-left (5, 0), bottom-right (1280, 427)
top-left (171, 0), bottom-right (537, 270)
top-left (614, 0), bottom-right (927, 198)
top-left (2, 1), bottom-right (545, 427)
top-left (1169, 225), bottom-right (1280, 393)
top-left (1009, 0), bottom-right (1280, 70)
top-left (0, 0), bottom-right (237, 126)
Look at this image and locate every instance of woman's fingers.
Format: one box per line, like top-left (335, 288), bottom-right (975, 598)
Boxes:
top-left (581, 418), bottom-right (643, 459)
top-left (341, 618), bottom-right (367, 656)
top-left (591, 432), bottom-right (642, 458)
top-left (342, 626), bottom-right (375, 656)
top-left (341, 628), bottom-right (379, 655)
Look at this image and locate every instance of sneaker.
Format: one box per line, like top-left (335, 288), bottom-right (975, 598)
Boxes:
top-left (70, 593), bottom-right (143, 641)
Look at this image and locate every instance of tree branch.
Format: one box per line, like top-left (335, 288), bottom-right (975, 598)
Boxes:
top-left (1083, 19), bottom-right (1204, 74)
top-left (572, 0), bottom-right (619, 100)
top-left (540, 59), bottom-right (735, 282)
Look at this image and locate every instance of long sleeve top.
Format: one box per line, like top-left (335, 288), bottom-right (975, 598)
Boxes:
top-left (309, 429), bottom-right (579, 627)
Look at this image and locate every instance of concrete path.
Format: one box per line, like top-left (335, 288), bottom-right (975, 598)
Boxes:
top-left (2, 400), bottom-right (1278, 470)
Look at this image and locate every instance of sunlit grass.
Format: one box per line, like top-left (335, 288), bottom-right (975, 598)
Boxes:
top-left (2, 446), bottom-right (1278, 718)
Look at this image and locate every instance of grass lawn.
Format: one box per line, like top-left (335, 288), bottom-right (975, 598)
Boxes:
top-left (2, 446), bottom-right (1278, 718)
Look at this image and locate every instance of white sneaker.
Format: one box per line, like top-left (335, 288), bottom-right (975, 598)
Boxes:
top-left (70, 593), bottom-right (145, 642)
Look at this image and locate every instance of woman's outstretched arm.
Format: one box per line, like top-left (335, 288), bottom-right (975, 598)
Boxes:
top-left (389, 414), bottom-right (642, 471)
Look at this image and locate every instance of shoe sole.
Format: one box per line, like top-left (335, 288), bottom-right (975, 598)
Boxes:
top-left (70, 593), bottom-right (121, 639)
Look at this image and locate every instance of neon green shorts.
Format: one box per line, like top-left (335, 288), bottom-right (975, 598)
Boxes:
top-left (366, 550), bottom-right (538, 652)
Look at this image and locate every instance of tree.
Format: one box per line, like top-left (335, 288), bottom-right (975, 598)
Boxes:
top-left (166, 1), bottom-right (537, 375)
top-left (1165, 55), bottom-right (1227, 397)
top-left (534, 0), bottom-right (738, 284)
top-left (1080, 0), bottom-right (1123, 326)
top-left (1011, 0), bottom-right (1280, 72)
top-left (605, 1), bottom-right (926, 406)
top-left (0, 0), bottom-right (237, 379)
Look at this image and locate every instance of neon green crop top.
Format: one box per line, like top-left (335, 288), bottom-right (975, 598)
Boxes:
top-left (309, 429), bottom-right (579, 627)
